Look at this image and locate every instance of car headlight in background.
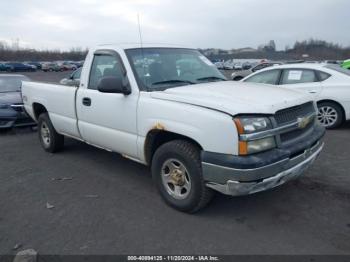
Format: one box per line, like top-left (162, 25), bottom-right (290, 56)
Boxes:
top-left (234, 116), bottom-right (276, 155)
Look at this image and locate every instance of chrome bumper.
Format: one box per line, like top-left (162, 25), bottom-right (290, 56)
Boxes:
top-left (204, 141), bottom-right (324, 196)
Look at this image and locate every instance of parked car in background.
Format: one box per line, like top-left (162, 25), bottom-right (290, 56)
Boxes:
top-left (0, 75), bottom-right (36, 129)
top-left (0, 63), bottom-right (12, 72)
top-left (214, 61), bottom-right (224, 70)
top-left (342, 59), bottom-right (350, 70)
top-left (55, 62), bottom-right (75, 71)
top-left (63, 62), bottom-right (78, 71)
top-left (22, 44), bottom-right (324, 212)
top-left (4, 63), bottom-right (36, 72)
top-left (24, 63), bottom-right (37, 70)
top-left (42, 63), bottom-right (61, 72)
top-left (242, 63), bottom-right (350, 128)
top-left (60, 67), bottom-right (81, 86)
top-left (231, 62), bottom-right (282, 81)
top-left (28, 62), bottom-right (42, 70)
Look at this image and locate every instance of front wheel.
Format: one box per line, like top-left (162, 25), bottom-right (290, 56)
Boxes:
top-left (38, 113), bottom-right (64, 153)
top-left (317, 102), bottom-right (343, 129)
top-left (151, 140), bottom-right (214, 213)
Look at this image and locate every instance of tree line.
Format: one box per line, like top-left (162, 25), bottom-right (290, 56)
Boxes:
top-left (0, 42), bottom-right (88, 62)
top-left (204, 39), bottom-right (350, 61)
top-left (1, 39), bottom-right (350, 62)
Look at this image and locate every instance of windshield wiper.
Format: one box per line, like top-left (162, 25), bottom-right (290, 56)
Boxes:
top-left (151, 79), bottom-right (195, 86)
top-left (196, 76), bottom-right (227, 82)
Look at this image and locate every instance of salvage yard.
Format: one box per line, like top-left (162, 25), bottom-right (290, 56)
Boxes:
top-left (0, 72), bottom-right (350, 255)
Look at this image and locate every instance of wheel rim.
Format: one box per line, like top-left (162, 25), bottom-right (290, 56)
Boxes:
top-left (317, 106), bottom-right (338, 127)
top-left (40, 122), bottom-right (51, 147)
top-left (161, 159), bottom-right (191, 200)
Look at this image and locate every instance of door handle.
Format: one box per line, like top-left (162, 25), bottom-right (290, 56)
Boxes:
top-left (309, 90), bottom-right (317, 94)
top-left (82, 97), bottom-right (91, 106)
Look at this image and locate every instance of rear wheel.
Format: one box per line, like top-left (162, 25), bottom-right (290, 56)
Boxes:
top-left (151, 140), bottom-right (214, 213)
top-left (317, 102), bottom-right (343, 129)
top-left (38, 113), bottom-right (64, 153)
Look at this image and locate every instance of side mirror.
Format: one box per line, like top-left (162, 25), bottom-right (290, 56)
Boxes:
top-left (97, 76), bottom-right (131, 94)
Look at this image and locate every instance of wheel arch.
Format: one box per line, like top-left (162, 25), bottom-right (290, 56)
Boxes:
top-left (144, 129), bottom-right (203, 165)
top-left (317, 99), bottom-right (346, 122)
top-left (32, 103), bottom-right (48, 121)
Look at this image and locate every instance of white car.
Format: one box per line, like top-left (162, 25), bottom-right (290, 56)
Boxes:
top-left (21, 44), bottom-right (324, 212)
top-left (242, 63), bottom-right (350, 128)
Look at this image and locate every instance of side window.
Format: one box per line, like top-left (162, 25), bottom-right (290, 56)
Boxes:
top-left (244, 70), bottom-right (280, 85)
top-left (88, 54), bottom-right (123, 90)
top-left (281, 69), bottom-right (317, 85)
top-left (317, 71), bottom-right (331, 81)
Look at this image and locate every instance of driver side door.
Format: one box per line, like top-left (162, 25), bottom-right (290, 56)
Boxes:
top-left (76, 50), bottom-right (139, 158)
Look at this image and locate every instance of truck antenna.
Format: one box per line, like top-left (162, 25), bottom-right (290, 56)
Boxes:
top-left (137, 13), bottom-right (148, 90)
top-left (137, 13), bottom-right (144, 49)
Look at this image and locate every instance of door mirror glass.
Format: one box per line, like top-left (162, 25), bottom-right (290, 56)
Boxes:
top-left (97, 76), bottom-right (129, 94)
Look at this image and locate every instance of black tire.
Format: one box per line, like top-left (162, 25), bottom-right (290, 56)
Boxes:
top-left (317, 102), bottom-right (344, 129)
top-left (37, 113), bottom-right (64, 153)
top-left (233, 76), bottom-right (243, 81)
top-left (151, 140), bottom-right (214, 213)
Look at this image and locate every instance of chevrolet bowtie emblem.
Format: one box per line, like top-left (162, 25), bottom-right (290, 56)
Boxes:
top-left (297, 115), bottom-right (312, 129)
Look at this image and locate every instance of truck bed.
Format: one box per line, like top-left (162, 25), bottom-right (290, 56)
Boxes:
top-left (22, 81), bottom-right (80, 138)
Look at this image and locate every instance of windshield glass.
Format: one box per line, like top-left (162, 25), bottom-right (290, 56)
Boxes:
top-left (0, 76), bottom-right (29, 92)
top-left (125, 48), bottom-right (226, 91)
top-left (325, 64), bottom-right (350, 76)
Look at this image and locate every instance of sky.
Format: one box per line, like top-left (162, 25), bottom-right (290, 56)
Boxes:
top-left (0, 0), bottom-right (349, 51)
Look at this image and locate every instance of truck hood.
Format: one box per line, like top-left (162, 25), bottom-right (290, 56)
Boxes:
top-left (150, 81), bottom-right (312, 116)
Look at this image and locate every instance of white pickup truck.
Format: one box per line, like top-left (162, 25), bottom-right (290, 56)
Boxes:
top-left (22, 44), bottom-right (325, 212)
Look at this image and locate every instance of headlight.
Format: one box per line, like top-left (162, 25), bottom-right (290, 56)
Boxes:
top-left (235, 117), bottom-right (272, 133)
top-left (246, 136), bottom-right (276, 154)
top-left (234, 116), bottom-right (276, 155)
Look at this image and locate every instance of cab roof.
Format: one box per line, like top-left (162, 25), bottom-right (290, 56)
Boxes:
top-left (96, 43), bottom-right (192, 50)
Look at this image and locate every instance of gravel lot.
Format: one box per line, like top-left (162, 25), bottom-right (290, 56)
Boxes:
top-left (0, 72), bottom-right (349, 255)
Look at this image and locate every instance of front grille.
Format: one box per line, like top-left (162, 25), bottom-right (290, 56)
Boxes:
top-left (280, 121), bottom-right (314, 143)
top-left (274, 102), bottom-right (316, 145)
top-left (275, 102), bottom-right (315, 126)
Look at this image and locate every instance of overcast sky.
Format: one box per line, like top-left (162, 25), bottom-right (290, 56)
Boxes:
top-left (0, 0), bottom-right (349, 51)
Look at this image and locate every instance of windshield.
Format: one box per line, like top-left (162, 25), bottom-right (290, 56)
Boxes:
top-left (0, 76), bottom-right (29, 92)
top-left (325, 64), bottom-right (350, 76)
top-left (125, 48), bottom-right (226, 91)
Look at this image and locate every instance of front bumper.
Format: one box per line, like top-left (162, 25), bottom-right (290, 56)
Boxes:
top-left (0, 107), bottom-right (36, 129)
top-left (201, 125), bottom-right (325, 196)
